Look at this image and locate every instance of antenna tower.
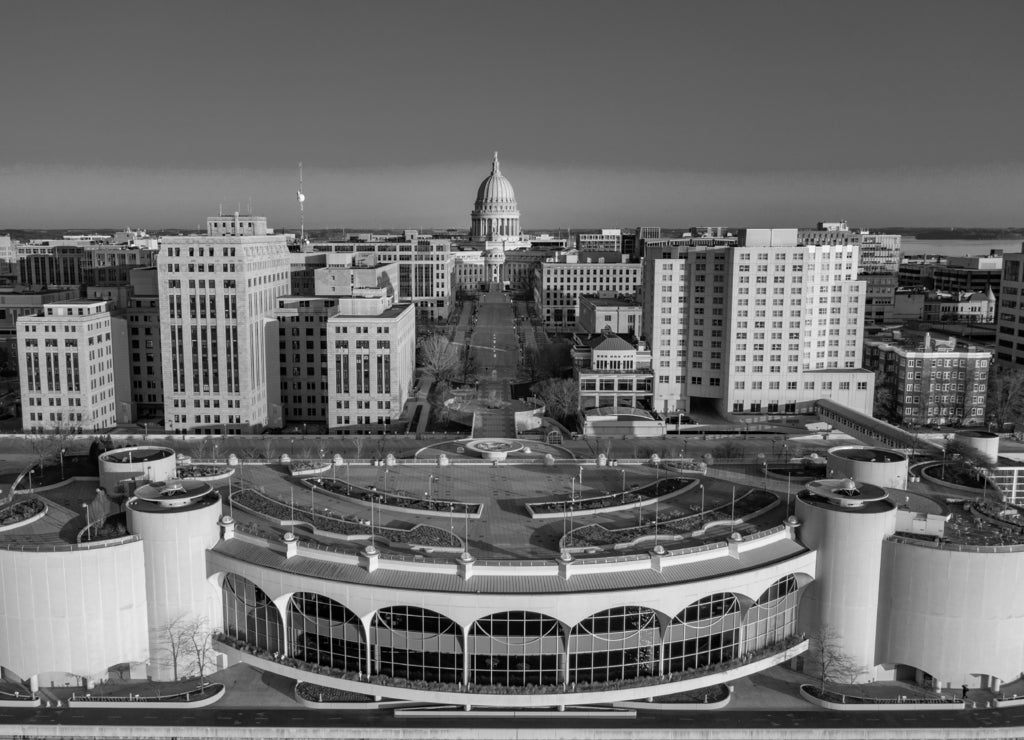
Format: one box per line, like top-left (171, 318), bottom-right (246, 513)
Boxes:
top-left (297, 162), bottom-right (306, 244)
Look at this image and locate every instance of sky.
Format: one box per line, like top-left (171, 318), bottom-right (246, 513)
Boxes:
top-left (2, 0), bottom-right (1023, 229)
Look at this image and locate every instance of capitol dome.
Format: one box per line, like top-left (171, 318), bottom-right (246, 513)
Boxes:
top-left (470, 151), bottom-right (521, 240)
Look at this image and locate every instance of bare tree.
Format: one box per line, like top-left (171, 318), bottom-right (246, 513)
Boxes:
top-left (987, 365), bottom-right (1024, 430)
top-left (531, 378), bottom-right (579, 425)
top-left (809, 624), bottom-right (862, 693)
top-left (27, 411), bottom-right (78, 477)
top-left (152, 614), bottom-right (193, 682)
top-left (183, 617), bottom-right (218, 687)
top-left (417, 334), bottom-right (460, 382)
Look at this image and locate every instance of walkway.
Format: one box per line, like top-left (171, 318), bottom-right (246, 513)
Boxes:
top-left (467, 290), bottom-right (522, 438)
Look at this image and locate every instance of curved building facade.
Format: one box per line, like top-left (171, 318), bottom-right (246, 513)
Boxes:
top-left (7, 457), bottom-right (1024, 701)
top-left (825, 446), bottom-right (909, 490)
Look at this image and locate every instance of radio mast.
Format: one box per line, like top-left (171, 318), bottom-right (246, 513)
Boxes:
top-left (297, 162), bottom-right (306, 244)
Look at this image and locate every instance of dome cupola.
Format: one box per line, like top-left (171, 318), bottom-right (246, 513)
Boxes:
top-left (470, 151), bottom-right (521, 240)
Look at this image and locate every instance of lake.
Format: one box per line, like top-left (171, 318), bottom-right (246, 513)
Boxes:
top-left (901, 238), bottom-right (1023, 257)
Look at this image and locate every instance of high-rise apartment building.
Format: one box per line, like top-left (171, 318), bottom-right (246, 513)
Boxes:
top-left (17, 299), bottom-right (129, 432)
top-left (157, 213), bottom-right (291, 434)
top-left (996, 253), bottom-right (1024, 366)
top-left (642, 228), bottom-right (873, 417)
top-left (863, 333), bottom-right (990, 426)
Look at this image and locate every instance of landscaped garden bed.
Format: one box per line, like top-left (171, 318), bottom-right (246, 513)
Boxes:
top-left (305, 477), bottom-right (481, 516)
top-left (565, 489), bottom-right (777, 549)
top-left (0, 497), bottom-right (46, 530)
top-left (295, 682), bottom-right (371, 703)
top-left (80, 512), bottom-right (130, 543)
top-left (527, 477), bottom-right (694, 519)
top-left (230, 489), bottom-right (462, 549)
top-left (175, 465), bottom-right (234, 482)
top-left (290, 461), bottom-right (333, 477)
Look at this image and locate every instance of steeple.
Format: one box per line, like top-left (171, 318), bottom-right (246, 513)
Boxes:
top-left (492, 150), bottom-right (501, 176)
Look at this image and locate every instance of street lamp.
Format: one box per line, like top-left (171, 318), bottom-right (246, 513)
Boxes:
top-left (27, 467), bottom-right (36, 496)
top-left (699, 484), bottom-right (705, 520)
top-left (59, 448), bottom-right (66, 481)
top-left (82, 502), bottom-right (90, 541)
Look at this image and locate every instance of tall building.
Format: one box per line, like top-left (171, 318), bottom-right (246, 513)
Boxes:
top-left (17, 299), bottom-right (129, 432)
top-left (995, 253), bottom-right (1024, 366)
top-left (642, 228), bottom-right (873, 417)
top-left (576, 230), bottom-right (623, 252)
top-left (126, 268), bottom-right (163, 422)
top-left (470, 151), bottom-right (522, 243)
top-left (276, 296), bottom-right (338, 429)
top-left (158, 214), bottom-right (291, 434)
top-left (533, 253), bottom-right (643, 331)
top-left (863, 333), bottom-right (991, 426)
top-left (316, 235), bottom-right (453, 321)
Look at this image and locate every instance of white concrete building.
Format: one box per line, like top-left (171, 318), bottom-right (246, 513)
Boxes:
top-left (16, 299), bottom-right (129, 432)
top-left (642, 228), bottom-right (873, 417)
top-left (158, 214), bottom-right (292, 434)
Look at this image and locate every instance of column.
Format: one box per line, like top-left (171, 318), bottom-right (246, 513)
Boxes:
top-left (273, 595), bottom-right (290, 658)
top-left (462, 625), bottom-right (471, 686)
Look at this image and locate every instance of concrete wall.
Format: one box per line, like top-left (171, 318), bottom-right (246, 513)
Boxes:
top-left (826, 447), bottom-right (909, 489)
top-left (0, 541), bottom-right (149, 681)
top-left (128, 498), bottom-right (223, 680)
top-left (98, 447), bottom-right (177, 496)
top-left (878, 539), bottom-right (1024, 689)
top-left (796, 496), bottom-right (897, 681)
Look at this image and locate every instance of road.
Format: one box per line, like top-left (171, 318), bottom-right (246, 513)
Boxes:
top-left (1, 704), bottom-right (1023, 738)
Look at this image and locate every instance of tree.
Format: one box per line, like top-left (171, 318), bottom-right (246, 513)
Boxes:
top-left (873, 370), bottom-right (898, 423)
top-left (153, 614), bottom-right (192, 682)
top-left (987, 365), bottom-right (1024, 430)
top-left (532, 378), bottom-right (579, 425)
top-left (27, 412), bottom-right (77, 476)
top-left (417, 334), bottom-right (459, 382)
top-left (809, 624), bottom-right (862, 693)
top-left (154, 615), bottom-right (217, 684)
top-left (460, 341), bottom-right (477, 384)
top-left (183, 617), bottom-right (218, 686)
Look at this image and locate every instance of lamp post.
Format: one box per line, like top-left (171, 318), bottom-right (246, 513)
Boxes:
top-left (59, 448), bottom-right (66, 481)
top-left (82, 502), bottom-right (90, 541)
top-left (448, 500), bottom-right (455, 547)
top-left (27, 467), bottom-right (36, 496)
top-left (428, 474), bottom-right (437, 499)
top-left (699, 484), bottom-right (705, 521)
top-left (346, 462), bottom-right (351, 494)
top-left (730, 485), bottom-right (736, 533)
top-left (621, 467), bottom-right (626, 492)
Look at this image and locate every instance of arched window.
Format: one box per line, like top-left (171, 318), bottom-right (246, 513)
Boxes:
top-left (743, 575), bottom-right (801, 652)
top-left (222, 573), bottom-right (283, 654)
top-left (288, 593), bottom-right (365, 673)
top-left (469, 611), bottom-right (562, 686)
top-left (371, 606), bottom-right (461, 684)
top-left (568, 606), bottom-right (660, 685)
top-left (664, 593), bottom-right (741, 675)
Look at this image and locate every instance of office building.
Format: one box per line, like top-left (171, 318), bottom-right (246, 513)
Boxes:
top-left (158, 213), bottom-right (292, 434)
top-left (126, 268), bottom-right (163, 421)
top-left (16, 299), bottom-right (129, 432)
top-left (534, 253), bottom-right (643, 332)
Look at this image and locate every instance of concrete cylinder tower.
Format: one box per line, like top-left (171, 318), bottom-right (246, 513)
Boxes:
top-left (796, 478), bottom-right (897, 682)
top-left (126, 479), bottom-right (222, 680)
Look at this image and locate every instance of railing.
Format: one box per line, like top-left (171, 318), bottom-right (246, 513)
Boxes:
top-left (0, 534), bottom-right (140, 553)
top-left (888, 534), bottom-right (1024, 553)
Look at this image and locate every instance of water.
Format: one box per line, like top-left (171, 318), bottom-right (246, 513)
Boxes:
top-left (901, 238), bottom-right (1023, 258)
